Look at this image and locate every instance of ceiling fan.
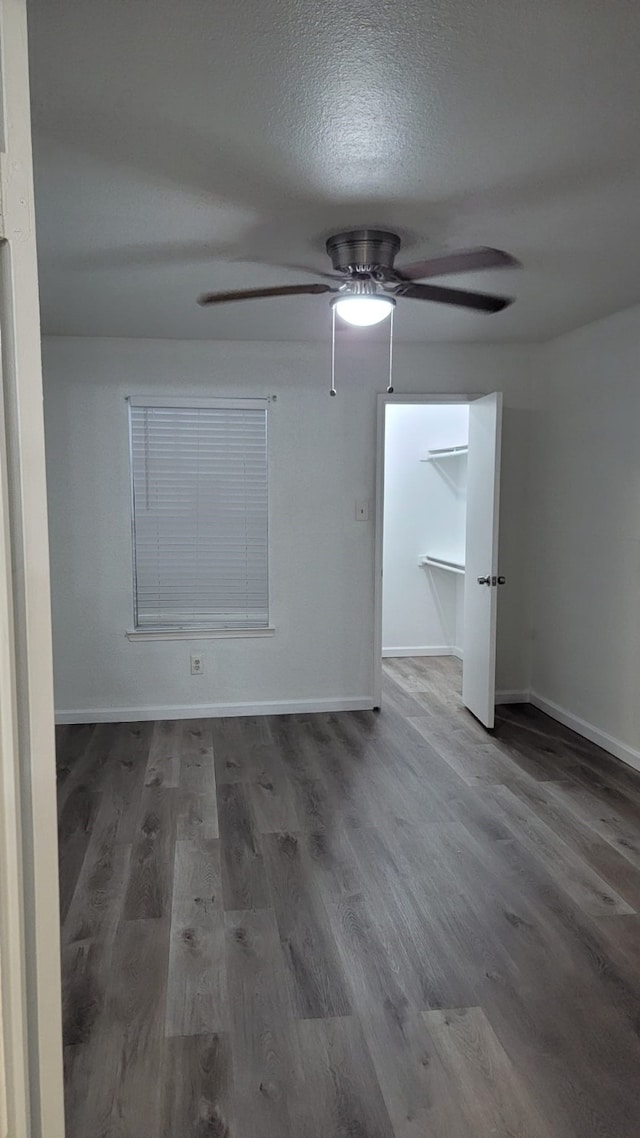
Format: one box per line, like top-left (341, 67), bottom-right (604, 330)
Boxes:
top-left (198, 229), bottom-right (519, 325)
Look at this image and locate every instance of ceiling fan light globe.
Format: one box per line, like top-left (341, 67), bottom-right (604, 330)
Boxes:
top-left (332, 295), bottom-right (395, 327)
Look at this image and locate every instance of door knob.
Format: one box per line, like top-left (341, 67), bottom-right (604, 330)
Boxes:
top-left (497, 576), bottom-right (506, 585)
top-left (477, 575), bottom-right (491, 585)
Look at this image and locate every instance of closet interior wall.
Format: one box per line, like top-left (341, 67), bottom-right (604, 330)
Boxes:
top-left (382, 403), bottom-right (469, 658)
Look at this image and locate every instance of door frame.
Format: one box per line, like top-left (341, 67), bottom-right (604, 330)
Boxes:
top-left (373, 392), bottom-right (472, 708)
top-left (0, 350), bottom-right (31, 1138)
top-left (0, 1), bottom-right (65, 1135)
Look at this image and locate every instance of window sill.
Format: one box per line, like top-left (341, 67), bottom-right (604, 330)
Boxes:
top-left (126, 627), bottom-right (276, 642)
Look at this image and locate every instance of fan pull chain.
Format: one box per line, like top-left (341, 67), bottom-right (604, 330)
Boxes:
top-left (386, 304), bottom-right (395, 393)
top-left (330, 304), bottom-right (337, 396)
top-left (329, 299), bottom-right (395, 395)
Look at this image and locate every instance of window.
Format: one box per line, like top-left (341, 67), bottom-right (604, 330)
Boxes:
top-left (128, 397), bottom-right (269, 632)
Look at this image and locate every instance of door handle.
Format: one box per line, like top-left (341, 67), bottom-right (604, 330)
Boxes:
top-left (477, 575), bottom-right (506, 586)
top-left (477, 576), bottom-right (491, 585)
top-left (497, 576), bottom-right (506, 585)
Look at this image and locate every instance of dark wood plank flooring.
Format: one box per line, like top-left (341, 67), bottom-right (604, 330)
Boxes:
top-left (58, 657), bottom-right (640, 1137)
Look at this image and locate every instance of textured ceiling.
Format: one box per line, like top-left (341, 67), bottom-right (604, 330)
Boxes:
top-left (27, 0), bottom-right (640, 342)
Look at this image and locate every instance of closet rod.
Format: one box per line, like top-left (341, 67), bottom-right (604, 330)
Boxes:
top-left (419, 555), bottom-right (465, 575)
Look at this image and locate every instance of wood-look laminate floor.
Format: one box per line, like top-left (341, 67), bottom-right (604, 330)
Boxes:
top-left (57, 657), bottom-right (640, 1137)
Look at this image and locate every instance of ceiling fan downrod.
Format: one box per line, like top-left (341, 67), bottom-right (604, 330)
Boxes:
top-left (325, 229), bottom-right (401, 277)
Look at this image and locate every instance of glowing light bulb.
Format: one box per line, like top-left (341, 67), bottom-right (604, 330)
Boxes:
top-left (332, 294), bottom-right (395, 326)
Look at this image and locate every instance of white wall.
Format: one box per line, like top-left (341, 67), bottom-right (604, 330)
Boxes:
top-left (42, 336), bottom-right (534, 719)
top-left (531, 303), bottom-right (640, 763)
top-left (382, 403), bottom-right (468, 654)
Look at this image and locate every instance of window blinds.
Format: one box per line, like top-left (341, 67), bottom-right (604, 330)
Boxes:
top-left (128, 398), bottom-right (269, 630)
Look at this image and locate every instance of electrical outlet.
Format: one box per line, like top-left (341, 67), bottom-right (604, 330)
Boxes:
top-left (355, 500), bottom-right (370, 521)
top-left (190, 654), bottom-right (203, 675)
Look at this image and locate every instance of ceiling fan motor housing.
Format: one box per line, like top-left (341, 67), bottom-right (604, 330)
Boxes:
top-left (326, 229), bottom-right (401, 275)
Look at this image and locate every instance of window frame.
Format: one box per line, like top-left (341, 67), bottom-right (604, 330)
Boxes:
top-left (126, 395), bottom-right (273, 639)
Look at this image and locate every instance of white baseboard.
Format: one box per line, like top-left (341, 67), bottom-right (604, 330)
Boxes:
top-left (54, 687), bottom-right (640, 775)
top-left (55, 696), bottom-right (374, 725)
top-left (530, 691), bottom-right (640, 775)
top-left (452, 646), bottom-right (464, 661)
top-left (495, 689), bottom-right (530, 705)
top-left (382, 646), bottom-right (457, 658)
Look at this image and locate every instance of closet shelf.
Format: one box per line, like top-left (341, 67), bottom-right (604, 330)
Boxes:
top-left (419, 555), bottom-right (465, 575)
top-left (420, 445), bottom-right (468, 461)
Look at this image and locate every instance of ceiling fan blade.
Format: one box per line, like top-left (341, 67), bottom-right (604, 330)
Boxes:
top-left (279, 262), bottom-right (344, 281)
top-left (198, 282), bottom-right (336, 306)
top-left (395, 247), bottom-right (519, 282)
top-left (399, 282), bottom-right (513, 313)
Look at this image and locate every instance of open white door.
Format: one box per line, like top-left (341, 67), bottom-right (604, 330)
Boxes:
top-left (462, 392), bottom-right (503, 728)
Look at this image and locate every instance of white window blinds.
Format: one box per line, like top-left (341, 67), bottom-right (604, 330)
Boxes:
top-left (128, 397), bottom-right (269, 630)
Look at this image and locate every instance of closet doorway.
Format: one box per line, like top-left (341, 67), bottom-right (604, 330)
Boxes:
top-left (373, 393), bottom-right (503, 728)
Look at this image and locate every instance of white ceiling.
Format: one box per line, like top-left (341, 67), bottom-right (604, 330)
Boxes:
top-left (27, 0), bottom-right (640, 343)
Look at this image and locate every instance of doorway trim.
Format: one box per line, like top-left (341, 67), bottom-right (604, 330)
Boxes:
top-left (373, 393), bottom-right (472, 709)
top-left (0, 1), bottom-right (66, 1133)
